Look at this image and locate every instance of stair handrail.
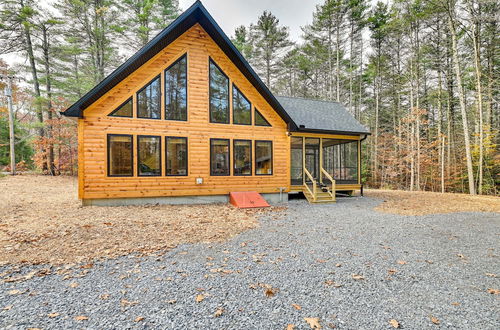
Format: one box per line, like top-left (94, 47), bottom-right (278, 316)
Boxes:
top-left (304, 167), bottom-right (317, 202)
top-left (320, 167), bottom-right (336, 201)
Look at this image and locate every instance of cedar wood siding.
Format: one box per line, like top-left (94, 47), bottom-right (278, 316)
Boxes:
top-left (79, 24), bottom-right (290, 200)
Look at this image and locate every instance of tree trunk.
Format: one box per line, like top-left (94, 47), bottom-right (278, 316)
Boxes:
top-left (447, 6), bottom-right (476, 195)
top-left (41, 24), bottom-right (56, 175)
top-left (469, 0), bottom-right (484, 194)
top-left (21, 0), bottom-right (46, 172)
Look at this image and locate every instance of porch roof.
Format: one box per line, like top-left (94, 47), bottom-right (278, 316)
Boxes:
top-left (276, 96), bottom-right (370, 135)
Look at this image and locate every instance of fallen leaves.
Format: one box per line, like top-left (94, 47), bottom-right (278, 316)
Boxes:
top-left (100, 293), bottom-right (110, 300)
top-left (286, 325), bottom-right (295, 330)
top-left (134, 316), bottom-right (144, 322)
top-left (7, 289), bottom-right (22, 295)
top-left (485, 273), bottom-right (496, 278)
top-left (389, 319), bottom-right (400, 328)
top-left (367, 189), bottom-right (500, 215)
top-left (397, 260), bottom-right (407, 265)
top-left (120, 299), bottom-right (138, 307)
top-left (292, 303), bottom-right (302, 310)
top-left (0, 176), bottom-right (265, 266)
top-left (430, 316), bottom-right (440, 325)
top-left (74, 315), bottom-right (89, 321)
top-left (388, 269), bottom-right (398, 275)
top-left (304, 317), bottom-right (322, 329)
top-left (47, 312), bottom-right (60, 318)
top-left (324, 280), bottom-right (342, 288)
top-left (3, 305), bottom-right (13, 311)
top-left (265, 287), bottom-right (279, 297)
top-left (487, 288), bottom-right (499, 295)
top-left (195, 294), bottom-right (205, 302)
top-left (214, 308), bottom-right (224, 317)
top-left (351, 274), bottom-right (364, 280)
top-left (69, 282), bottom-right (79, 288)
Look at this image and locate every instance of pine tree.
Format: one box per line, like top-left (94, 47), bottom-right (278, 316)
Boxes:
top-left (249, 11), bottom-right (293, 89)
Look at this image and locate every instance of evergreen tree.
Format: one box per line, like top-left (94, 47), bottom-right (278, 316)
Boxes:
top-left (249, 11), bottom-right (293, 89)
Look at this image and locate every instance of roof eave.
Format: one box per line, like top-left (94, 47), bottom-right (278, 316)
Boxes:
top-left (293, 127), bottom-right (371, 136)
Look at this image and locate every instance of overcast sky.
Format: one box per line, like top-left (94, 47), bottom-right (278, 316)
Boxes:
top-left (179, 0), bottom-right (323, 40)
top-left (1, 0), bottom-right (326, 66)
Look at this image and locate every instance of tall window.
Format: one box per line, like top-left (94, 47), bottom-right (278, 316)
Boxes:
top-left (137, 76), bottom-right (161, 119)
top-left (209, 59), bottom-right (229, 123)
top-left (109, 98), bottom-right (133, 117)
top-left (233, 85), bottom-right (251, 125)
top-left (255, 140), bottom-right (272, 175)
top-left (165, 55), bottom-right (187, 121)
top-left (255, 108), bottom-right (271, 126)
top-left (233, 140), bottom-right (251, 175)
top-left (166, 137), bottom-right (188, 176)
top-left (107, 134), bottom-right (133, 176)
top-left (137, 135), bottom-right (161, 176)
top-left (210, 139), bottom-right (230, 175)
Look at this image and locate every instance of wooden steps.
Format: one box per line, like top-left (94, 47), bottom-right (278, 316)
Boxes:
top-left (303, 186), bottom-right (336, 204)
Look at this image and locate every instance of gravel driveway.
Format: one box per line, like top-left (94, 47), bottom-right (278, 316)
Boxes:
top-left (1, 197), bottom-right (499, 329)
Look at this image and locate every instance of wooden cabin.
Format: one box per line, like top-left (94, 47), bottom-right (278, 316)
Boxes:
top-left (62, 1), bottom-right (370, 206)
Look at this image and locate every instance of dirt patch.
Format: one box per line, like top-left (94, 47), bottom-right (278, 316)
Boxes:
top-left (366, 189), bottom-right (500, 215)
top-left (0, 175), bottom-right (280, 266)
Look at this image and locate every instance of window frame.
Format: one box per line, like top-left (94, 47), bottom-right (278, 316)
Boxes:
top-left (254, 108), bottom-right (272, 127)
top-left (108, 97), bottom-right (133, 118)
top-left (137, 134), bottom-right (162, 177)
top-left (107, 134), bottom-right (134, 177)
top-left (255, 140), bottom-right (273, 176)
top-left (136, 74), bottom-right (162, 120)
top-left (164, 53), bottom-right (188, 121)
top-left (165, 136), bottom-right (188, 177)
top-left (208, 58), bottom-right (230, 124)
top-left (210, 138), bottom-right (231, 176)
top-left (233, 139), bottom-right (252, 176)
top-left (232, 84), bottom-right (252, 126)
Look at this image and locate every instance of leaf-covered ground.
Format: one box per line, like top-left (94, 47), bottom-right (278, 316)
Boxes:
top-left (0, 175), bottom-right (280, 266)
top-left (366, 189), bottom-right (500, 215)
top-left (1, 195), bottom-right (498, 329)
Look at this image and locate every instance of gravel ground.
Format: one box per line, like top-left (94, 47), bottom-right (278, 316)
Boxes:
top-left (1, 196), bottom-right (499, 329)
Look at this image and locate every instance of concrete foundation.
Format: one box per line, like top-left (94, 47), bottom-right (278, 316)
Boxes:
top-left (82, 192), bottom-right (288, 207)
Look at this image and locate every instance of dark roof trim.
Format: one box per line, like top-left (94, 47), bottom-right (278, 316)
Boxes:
top-left (62, 1), bottom-right (297, 130)
top-left (294, 128), bottom-right (371, 136)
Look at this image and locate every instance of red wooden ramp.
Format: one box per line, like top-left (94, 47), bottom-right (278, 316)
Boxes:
top-left (229, 191), bottom-right (270, 208)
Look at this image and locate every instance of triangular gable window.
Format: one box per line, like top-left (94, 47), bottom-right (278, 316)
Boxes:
top-left (109, 98), bottom-right (133, 117)
top-left (255, 108), bottom-right (271, 127)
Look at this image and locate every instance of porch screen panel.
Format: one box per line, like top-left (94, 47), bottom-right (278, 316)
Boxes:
top-left (322, 139), bottom-right (336, 180)
top-left (344, 141), bottom-right (358, 181)
top-left (290, 137), bottom-right (303, 185)
top-left (108, 134), bottom-right (133, 176)
top-left (138, 136), bottom-right (161, 176)
top-left (210, 139), bottom-right (230, 175)
top-left (305, 138), bottom-right (320, 180)
top-left (330, 140), bottom-right (358, 183)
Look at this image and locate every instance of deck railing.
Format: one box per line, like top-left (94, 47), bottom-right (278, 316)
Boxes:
top-left (320, 167), bottom-right (336, 201)
top-left (303, 167), bottom-right (316, 202)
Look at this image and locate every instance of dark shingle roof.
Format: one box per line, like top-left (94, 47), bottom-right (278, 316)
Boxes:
top-left (276, 96), bottom-right (370, 135)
